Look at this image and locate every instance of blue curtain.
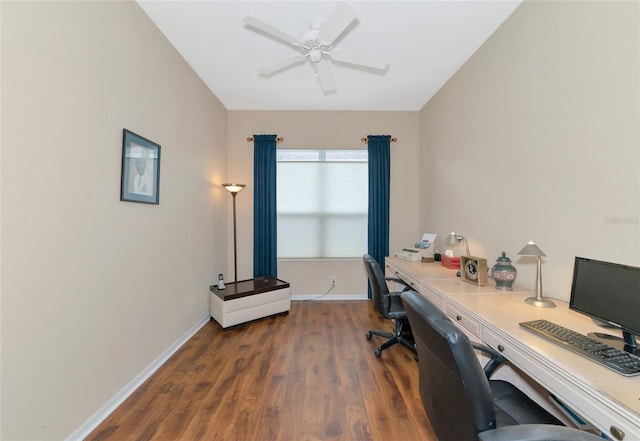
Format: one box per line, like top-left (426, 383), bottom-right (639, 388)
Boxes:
top-left (367, 135), bottom-right (391, 298)
top-left (253, 134), bottom-right (278, 278)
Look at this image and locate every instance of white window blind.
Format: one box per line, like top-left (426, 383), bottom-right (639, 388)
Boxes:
top-left (277, 150), bottom-right (368, 258)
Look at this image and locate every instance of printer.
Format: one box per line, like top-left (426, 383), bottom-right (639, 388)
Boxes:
top-left (395, 233), bottom-right (437, 261)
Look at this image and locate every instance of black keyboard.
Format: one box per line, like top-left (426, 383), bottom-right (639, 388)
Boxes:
top-left (519, 319), bottom-right (640, 376)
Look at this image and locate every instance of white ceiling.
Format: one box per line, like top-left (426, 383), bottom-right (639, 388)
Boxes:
top-left (137, 1), bottom-right (522, 111)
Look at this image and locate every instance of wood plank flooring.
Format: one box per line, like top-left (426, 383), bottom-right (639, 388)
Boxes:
top-left (86, 300), bottom-right (436, 441)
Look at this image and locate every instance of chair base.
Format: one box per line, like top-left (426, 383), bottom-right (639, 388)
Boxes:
top-left (366, 319), bottom-right (416, 357)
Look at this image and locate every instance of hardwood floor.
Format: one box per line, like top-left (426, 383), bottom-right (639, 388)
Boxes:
top-left (86, 300), bottom-right (436, 441)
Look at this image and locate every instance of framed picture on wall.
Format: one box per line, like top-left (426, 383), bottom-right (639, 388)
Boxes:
top-left (120, 129), bottom-right (161, 204)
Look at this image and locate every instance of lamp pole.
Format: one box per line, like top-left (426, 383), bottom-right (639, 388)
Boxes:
top-left (231, 191), bottom-right (238, 283)
top-left (223, 183), bottom-right (245, 284)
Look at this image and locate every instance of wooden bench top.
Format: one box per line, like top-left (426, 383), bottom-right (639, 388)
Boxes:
top-left (210, 277), bottom-right (290, 301)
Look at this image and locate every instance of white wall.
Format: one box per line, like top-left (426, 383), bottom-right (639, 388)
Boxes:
top-left (227, 111), bottom-right (420, 296)
top-left (419, 1), bottom-right (640, 301)
top-left (1, 2), bottom-right (228, 439)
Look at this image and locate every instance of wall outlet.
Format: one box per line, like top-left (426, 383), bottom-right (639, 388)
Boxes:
top-left (330, 276), bottom-right (337, 286)
top-left (189, 303), bottom-right (194, 315)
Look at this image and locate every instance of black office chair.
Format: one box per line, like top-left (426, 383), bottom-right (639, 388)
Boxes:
top-left (363, 254), bottom-right (416, 357)
top-left (401, 290), bottom-right (602, 441)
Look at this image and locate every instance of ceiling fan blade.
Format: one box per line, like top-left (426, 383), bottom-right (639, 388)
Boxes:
top-left (258, 54), bottom-right (307, 76)
top-left (243, 16), bottom-right (302, 46)
top-left (315, 60), bottom-right (337, 94)
top-left (330, 48), bottom-right (389, 70)
top-left (317, 2), bottom-right (358, 45)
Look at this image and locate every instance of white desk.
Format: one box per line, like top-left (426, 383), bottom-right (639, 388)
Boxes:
top-left (386, 257), bottom-right (640, 441)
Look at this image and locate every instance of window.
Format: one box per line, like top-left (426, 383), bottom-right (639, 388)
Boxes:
top-left (277, 150), bottom-right (368, 258)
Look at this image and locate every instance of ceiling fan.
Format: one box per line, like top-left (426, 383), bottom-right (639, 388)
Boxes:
top-left (243, 2), bottom-right (389, 94)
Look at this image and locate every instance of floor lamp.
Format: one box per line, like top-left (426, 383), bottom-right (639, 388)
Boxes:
top-left (223, 183), bottom-right (245, 283)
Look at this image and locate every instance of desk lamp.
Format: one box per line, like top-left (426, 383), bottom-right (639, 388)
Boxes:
top-left (518, 241), bottom-right (555, 308)
top-left (223, 183), bottom-right (245, 283)
top-left (445, 232), bottom-right (470, 256)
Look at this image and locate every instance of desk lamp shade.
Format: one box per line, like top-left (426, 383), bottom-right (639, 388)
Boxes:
top-left (223, 183), bottom-right (245, 283)
top-left (445, 232), bottom-right (470, 256)
top-left (517, 241), bottom-right (555, 308)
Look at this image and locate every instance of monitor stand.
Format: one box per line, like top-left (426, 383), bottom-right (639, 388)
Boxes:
top-left (587, 330), bottom-right (637, 355)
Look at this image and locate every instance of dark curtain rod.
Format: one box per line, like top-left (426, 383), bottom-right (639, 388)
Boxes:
top-left (247, 137), bottom-right (284, 143)
top-left (246, 136), bottom-right (397, 143)
top-left (361, 137), bottom-right (397, 143)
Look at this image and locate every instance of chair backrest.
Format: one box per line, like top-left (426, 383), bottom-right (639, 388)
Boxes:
top-left (362, 254), bottom-right (390, 316)
top-left (401, 291), bottom-right (497, 441)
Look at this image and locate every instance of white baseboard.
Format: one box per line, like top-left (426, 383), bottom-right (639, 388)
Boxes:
top-left (66, 314), bottom-right (211, 441)
top-left (291, 294), bottom-right (368, 301)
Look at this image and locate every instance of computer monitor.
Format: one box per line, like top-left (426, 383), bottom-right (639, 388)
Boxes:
top-left (569, 256), bottom-right (640, 353)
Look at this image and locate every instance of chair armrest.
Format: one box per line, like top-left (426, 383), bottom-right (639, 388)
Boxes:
top-left (380, 292), bottom-right (402, 311)
top-left (471, 342), bottom-right (507, 379)
top-left (478, 424), bottom-right (603, 441)
top-left (384, 277), bottom-right (412, 292)
top-left (378, 292), bottom-right (398, 313)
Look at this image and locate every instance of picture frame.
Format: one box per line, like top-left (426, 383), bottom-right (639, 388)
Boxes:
top-left (120, 129), bottom-right (161, 204)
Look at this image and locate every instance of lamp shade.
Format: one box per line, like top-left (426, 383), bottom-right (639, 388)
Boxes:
top-left (222, 183), bottom-right (245, 194)
top-left (445, 232), bottom-right (463, 245)
top-left (517, 241), bottom-right (546, 257)
top-left (445, 232), bottom-right (470, 256)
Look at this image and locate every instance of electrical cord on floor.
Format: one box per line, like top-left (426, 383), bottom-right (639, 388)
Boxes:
top-left (304, 281), bottom-right (335, 301)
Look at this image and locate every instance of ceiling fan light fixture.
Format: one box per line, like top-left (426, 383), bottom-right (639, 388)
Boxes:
top-left (309, 48), bottom-right (322, 63)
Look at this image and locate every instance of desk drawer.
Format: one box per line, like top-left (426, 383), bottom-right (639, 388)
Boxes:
top-left (386, 265), bottom-right (421, 292)
top-left (447, 303), bottom-right (481, 339)
top-left (421, 286), bottom-right (446, 310)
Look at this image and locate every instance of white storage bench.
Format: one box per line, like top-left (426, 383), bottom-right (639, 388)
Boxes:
top-left (209, 277), bottom-right (290, 328)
